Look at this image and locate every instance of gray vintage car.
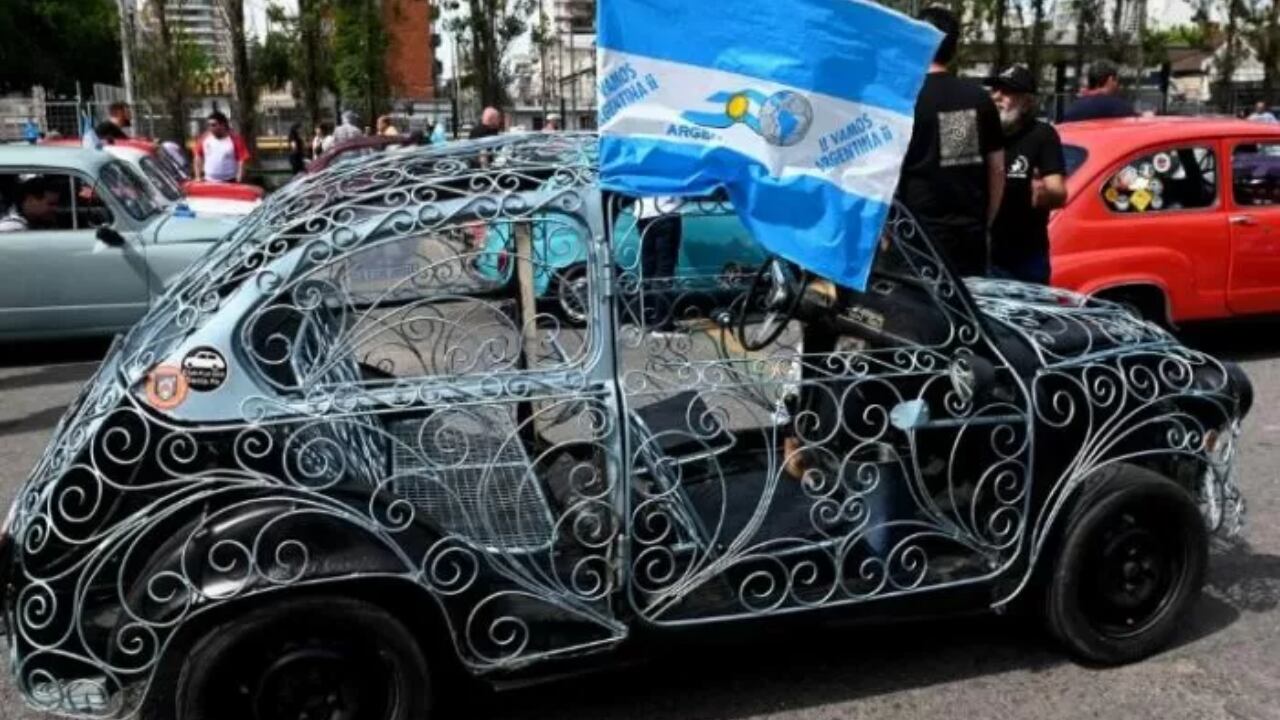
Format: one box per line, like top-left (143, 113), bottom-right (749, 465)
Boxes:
top-left (0, 146), bottom-right (238, 341)
top-left (0, 133), bottom-right (1251, 719)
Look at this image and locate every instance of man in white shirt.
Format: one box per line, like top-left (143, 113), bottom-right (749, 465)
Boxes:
top-left (0, 178), bottom-right (60, 232)
top-left (1247, 101), bottom-right (1279, 123)
top-left (193, 111), bottom-right (250, 183)
top-left (334, 111), bottom-right (363, 145)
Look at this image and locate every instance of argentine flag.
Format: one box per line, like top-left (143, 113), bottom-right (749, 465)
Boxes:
top-left (598, 0), bottom-right (941, 290)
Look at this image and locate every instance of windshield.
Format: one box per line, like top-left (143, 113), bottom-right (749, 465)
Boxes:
top-left (151, 146), bottom-right (191, 184)
top-left (139, 156), bottom-right (183, 202)
top-left (101, 161), bottom-right (161, 221)
top-left (1064, 144), bottom-right (1088, 177)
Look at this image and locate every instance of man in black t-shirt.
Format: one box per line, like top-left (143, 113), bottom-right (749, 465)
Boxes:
top-left (898, 6), bottom-right (1005, 277)
top-left (986, 65), bottom-right (1067, 284)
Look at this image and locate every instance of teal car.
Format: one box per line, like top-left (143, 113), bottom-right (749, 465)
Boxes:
top-left (0, 146), bottom-right (239, 340)
top-left (471, 196), bottom-right (768, 322)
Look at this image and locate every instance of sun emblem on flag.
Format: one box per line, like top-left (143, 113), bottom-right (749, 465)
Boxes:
top-left (684, 89), bottom-right (814, 146)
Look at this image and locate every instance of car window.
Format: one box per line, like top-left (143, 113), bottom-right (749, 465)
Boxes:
top-left (99, 161), bottom-right (160, 221)
top-left (242, 213), bottom-right (596, 392)
top-left (72, 177), bottom-right (114, 228)
top-left (1101, 145), bottom-right (1217, 213)
top-left (1231, 141), bottom-right (1280, 206)
top-left (0, 171), bottom-right (113, 232)
top-left (1063, 145), bottom-right (1087, 177)
top-left (139, 156), bottom-right (183, 202)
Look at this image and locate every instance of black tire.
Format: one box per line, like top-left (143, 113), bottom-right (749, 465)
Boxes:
top-left (1044, 466), bottom-right (1207, 665)
top-left (552, 263), bottom-right (590, 326)
top-left (145, 595), bottom-right (431, 720)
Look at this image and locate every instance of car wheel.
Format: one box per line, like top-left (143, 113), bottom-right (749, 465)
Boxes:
top-left (553, 263), bottom-right (590, 327)
top-left (145, 595), bottom-right (431, 720)
top-left (1044, 467), bottom-right (1207, 665)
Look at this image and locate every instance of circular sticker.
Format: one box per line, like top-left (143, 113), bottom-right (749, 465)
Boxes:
top-left (1131, 177), bottom-right (1150, 191)
top-left (1139, 162), bottom-right (1155, 179)
top-left (1118, 166), bottom-right (1139, 188)
top-left (181, 346), bottom-right (229, 392)
top-left (1149, 179), bottom-right (1164, 196)
top-left (145, 365), bottom-right (188, 410)
top-left (1115, 195), bottom-right (1131, 211)
top-left (1151, 195), bottom-right (1164, 210)
top-left (1152, 152), bottom-right (1173, 174)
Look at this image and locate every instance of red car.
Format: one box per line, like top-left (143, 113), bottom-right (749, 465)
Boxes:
top-left (44, 137), bottom-right (265, 203)
top-left (1053, 117), bottom-right (1280, 325)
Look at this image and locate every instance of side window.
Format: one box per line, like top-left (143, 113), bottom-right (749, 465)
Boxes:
top-left (72, 177), bottom-right (114, 229)
top-left (0, 172), bottom-right (78, 231)
top-left (1232, 142), bottom-right (1280, 206)
top-left (242, 214), bottom-right (596, 391)
top-left (1102, 145), bottom-right (1217, 213)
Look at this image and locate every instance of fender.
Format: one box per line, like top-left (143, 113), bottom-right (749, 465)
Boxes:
top-left (1052, 246), bottom-right (1225, 321)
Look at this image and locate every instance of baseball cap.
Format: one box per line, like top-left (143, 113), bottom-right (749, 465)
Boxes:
top-left (986, 65), bottom-right (1037, 94)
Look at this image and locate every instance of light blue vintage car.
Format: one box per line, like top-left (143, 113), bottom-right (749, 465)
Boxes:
top-left (0, 146), bottom-right (239, 340)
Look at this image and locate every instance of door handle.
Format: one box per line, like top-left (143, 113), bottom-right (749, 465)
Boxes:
top-left (1230, 214), bottom-right (1259, 226)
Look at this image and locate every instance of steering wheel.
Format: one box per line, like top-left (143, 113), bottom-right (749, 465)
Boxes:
top-left (735, 256), bottom-right (807, 351)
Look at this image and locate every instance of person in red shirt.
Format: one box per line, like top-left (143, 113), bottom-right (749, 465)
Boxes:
top-left (193, 111), bottom-right (250, 183)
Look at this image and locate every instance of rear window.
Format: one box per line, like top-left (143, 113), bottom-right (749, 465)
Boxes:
top-left (1063, 145), bottom-right (1088, 177)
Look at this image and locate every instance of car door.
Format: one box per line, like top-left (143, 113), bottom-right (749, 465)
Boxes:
top-left (612, 197), bottom-right (1033, 624)
top-left (1225, 138), bottom-right (1280, 314)
top-left (0, 171), bottom-right (149, 339)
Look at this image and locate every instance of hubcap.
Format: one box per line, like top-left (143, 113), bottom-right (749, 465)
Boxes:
top-left (1082, 508), bottom-right (1183, 638)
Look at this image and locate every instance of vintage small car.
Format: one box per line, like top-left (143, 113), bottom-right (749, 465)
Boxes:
top-left (0, 133), bottom-right (1251, 719)
top-left (1052, 116), bottom-right (1280, 325)
top-left (0, 145), bottom-right (240, 341)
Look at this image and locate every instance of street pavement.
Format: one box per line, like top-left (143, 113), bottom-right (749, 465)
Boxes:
top-left (0, 325), bottom-right (1278, 720)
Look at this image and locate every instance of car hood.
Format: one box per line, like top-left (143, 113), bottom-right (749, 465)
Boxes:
top-left (965, 278), bottom-right (1174, 366)
top-left (149, 211), bottom-right (240, 244)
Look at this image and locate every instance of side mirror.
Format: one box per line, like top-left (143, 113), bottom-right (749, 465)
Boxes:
top-left (96, 226), bottom-right (126, 247)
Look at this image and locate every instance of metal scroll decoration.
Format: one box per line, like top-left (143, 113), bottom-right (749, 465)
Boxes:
top-left (5, 133), bottom-right (1246, 717)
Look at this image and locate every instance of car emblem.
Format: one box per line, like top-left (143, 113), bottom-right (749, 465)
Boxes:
top-left (145, 365), bottom-right (189, 410)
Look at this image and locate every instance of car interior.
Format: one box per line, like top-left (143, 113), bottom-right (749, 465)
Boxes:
top-left (0, 172), bottom-right (113, 231)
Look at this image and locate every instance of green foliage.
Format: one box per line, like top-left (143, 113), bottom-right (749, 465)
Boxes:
top-left (442, 0), bottom-right (540, 107)
top-left (0, 0), bottom-right (122, 94)
top-left (332, 0), bottom-right (391, 120)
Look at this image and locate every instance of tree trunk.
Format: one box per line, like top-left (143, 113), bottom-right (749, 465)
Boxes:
top-left (153, 3), bottom-right (187, 142)
top-left (299, 0), bottom-right (322, 127)
top-left (220, 0), bottom-right (257, 161)
top-left (1074, 0), bottom-right (1088, 90)
top-left (994, 0), bottom-right (1008, 70)
top-left (1111, 0), bottom-right (1127, 62)
top-left (1220, 0), bottom-right (1240, 111)
top-left (1029, 0), bottom-right (1045, 84)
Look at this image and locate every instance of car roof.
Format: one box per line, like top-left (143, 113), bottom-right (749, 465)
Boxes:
top-left (0, 144), bottom-right (117, 173)
top-left (1056, 115), bottom-right (1280, 147)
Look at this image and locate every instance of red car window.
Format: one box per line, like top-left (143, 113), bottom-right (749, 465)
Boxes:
top-left (1101, 146), bottom-right (1216, 214)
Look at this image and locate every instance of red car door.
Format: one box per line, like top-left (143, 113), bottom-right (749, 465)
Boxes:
top-left (1226, 138), bottom-right (1280, 315)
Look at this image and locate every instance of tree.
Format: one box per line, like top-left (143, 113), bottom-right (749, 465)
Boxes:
top-left (442, 0), bottom-right (540, 108)
top-left (332, 0), bottom-right (391, 122)
top-left (1027, 0), bottom-right (1048, 83)
top-left (135, 0), bottom-right (215, 140)
top-left (1243, 0), bottom-right (1280, 102)
top-left (257, 1), bottom-right (335, 128)
top-left (215, 0), bottom-right (258, 160)
top-left (1218, 0), bottom-right (1248, 110)
top-left (0, 0), bottom-right (122, 95)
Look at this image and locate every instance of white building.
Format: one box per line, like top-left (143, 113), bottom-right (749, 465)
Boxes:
top-left (509, 0), bottom-right (597, 130)
top-left (141, 0), bottom-right (233, 68)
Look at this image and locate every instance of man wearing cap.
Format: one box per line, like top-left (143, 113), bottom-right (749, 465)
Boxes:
top-left (987, 65), bottom-right (1068, 284)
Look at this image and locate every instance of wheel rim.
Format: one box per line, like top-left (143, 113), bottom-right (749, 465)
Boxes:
top-left (1080, 506), bottom-right (1188, 639)
top-left (558, 271), bottom-right (589, 324)
top-left (215, 633), bottom-right (400, 720)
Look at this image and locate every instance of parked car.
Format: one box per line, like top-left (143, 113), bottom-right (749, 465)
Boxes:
top-left (1, 134), bottom-right (1250, 719)
top-left (1052, 116), bottom-right (1280, 324)
top-left (0, 145), bottom-right (239, 340)
top-left (44, 137), bottom-right (263, 217)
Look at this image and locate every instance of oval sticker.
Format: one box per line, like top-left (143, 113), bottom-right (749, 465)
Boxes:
top-left (145, 365), bottom-right (189, 410)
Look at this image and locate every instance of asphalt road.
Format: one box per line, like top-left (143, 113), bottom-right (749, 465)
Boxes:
top-left (0, 325), bottom-right (1279, 720)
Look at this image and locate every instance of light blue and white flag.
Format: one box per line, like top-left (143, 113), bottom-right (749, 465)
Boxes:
top-left (598, 0), bottom-right (941, 290)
